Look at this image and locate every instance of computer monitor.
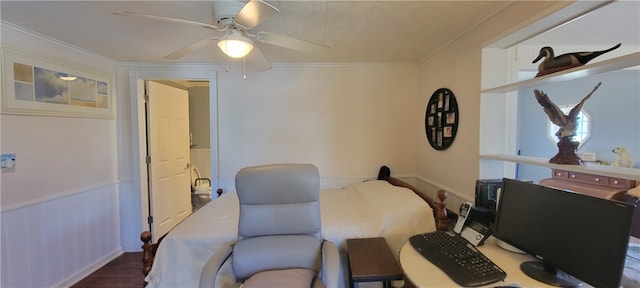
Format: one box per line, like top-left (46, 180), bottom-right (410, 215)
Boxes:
top-left (493, 178), bottom-right (635, 288)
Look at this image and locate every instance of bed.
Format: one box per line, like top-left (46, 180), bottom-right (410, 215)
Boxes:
top-left (141, 166), bottom-right (449, 288)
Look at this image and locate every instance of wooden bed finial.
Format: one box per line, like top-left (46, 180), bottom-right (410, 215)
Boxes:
top-left (436, 190), bottom-right (449, 231)
top-left (141, 231), bottom-right (155, 277)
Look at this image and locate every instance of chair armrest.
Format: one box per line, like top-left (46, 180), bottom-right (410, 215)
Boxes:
top-left (321, 240), bottom-right (340, 288)
top-left (199, 244), bottom-right (233, 288)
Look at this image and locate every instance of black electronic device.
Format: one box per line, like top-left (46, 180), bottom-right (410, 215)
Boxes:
top-left (454, 202), bottom-right (473, 233)
top-left (459, 207), bottom-right (493, 246)
top-left (475, 179), bottom-right (502, 212)
top-left (493, 178), bottom-right (635, 288)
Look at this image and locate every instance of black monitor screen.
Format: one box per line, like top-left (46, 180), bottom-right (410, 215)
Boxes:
top-left (493, 178), bottom-right (635, 288)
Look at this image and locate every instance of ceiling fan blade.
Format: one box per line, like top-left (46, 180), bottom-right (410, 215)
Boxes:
top-left (233, 0), bottom-right (279, 30)
top-left (247, 46), bottom-right (272, 72)
top-left (165, 37), bottom-right (219, 60)
top-left (114, 11), bottom-right (220, 31)
top-left (256, 32), bottom-right (330, 56)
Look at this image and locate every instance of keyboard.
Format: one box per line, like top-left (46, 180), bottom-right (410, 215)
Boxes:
top-left (409, 231), bottom-right (507, 287)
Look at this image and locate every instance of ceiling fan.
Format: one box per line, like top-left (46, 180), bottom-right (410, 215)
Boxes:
top-left (115, 0), bottom-right (330, 72)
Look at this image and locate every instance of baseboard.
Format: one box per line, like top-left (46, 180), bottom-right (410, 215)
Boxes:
top-left (122, 240), bottom-right (144, 252)
top-left (54, 247), bottom-right (123, 287)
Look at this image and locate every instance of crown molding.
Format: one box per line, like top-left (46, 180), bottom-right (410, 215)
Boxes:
top-left (1, 20), bottom-right (117, 65)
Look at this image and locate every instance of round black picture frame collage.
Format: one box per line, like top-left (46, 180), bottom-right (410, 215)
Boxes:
top-left (424, 88), bottom-right (459, 150)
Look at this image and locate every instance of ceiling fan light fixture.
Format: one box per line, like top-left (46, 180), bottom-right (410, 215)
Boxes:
top-left (56, 72), bottom-right (76, 81)
top-left (59, 76), bottom-right (77, 81)
top-left (217, 31), bottom-right (254, 58)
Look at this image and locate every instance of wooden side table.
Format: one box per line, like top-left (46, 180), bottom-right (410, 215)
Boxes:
top-left (346, 237), bottom-right (403, 288)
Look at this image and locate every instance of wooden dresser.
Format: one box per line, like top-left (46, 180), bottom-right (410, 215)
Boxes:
top-left (540, 169), bottom-right (640, 238)
top-left (540, 169), bottom-right (635, 201)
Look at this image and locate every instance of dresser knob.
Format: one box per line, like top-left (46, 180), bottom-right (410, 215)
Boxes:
top-left (571, 175), bottom-right (575, 178)
top-left (595, 178), bottom-right (600, 182)
top-left (613, 180), bottom-right (619, 184)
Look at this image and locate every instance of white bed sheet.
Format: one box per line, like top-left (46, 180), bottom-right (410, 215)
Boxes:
top-left (145, 180), bottom-right (436, 288)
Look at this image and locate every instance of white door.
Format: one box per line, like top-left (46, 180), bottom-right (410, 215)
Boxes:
top-left (146, 81), bottom-right (192, 239)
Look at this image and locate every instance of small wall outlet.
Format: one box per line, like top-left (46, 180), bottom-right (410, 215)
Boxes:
top-left (579, 152), bottom-right (597, 162)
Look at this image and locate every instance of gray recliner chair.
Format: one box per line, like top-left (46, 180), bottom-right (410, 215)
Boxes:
top-left (200, 163), bottom-right (340, 288)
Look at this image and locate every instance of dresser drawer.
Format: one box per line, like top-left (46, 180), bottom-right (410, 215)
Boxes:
top-left (544, 169), bottom-right (636, 201)
top-left (608, 177), bottom-right (636, 189)
top-left (552, 169), bottom-right (636, 190)
top-left (551, 169), bottom-right (569, 179)
top-left (567, 171), bottom-right (607, 186)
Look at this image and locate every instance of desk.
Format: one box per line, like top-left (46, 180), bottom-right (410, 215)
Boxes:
top-left (400, 237), bottom-right (596, 288)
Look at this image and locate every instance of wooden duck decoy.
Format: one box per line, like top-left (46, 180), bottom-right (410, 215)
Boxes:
top-left (533, 43), bottom-right (621, 77)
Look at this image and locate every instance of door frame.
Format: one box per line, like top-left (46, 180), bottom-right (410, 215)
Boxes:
top-left (129, 68), bottom-right (218, 239)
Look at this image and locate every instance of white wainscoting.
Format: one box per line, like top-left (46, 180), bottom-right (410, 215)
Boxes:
top-left (190, 148), bottom-right (211, 181)
top-left (1, 183), bottom-right (121, 287)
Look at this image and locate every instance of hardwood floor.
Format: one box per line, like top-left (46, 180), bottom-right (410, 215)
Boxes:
top-left (71, 252), bottom-right (145, 288)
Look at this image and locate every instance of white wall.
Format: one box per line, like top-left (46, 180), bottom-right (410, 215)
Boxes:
top-left (216, 64), bottom-right (419, 190)
top-left (116, 63), bottom-right (419, 247)
top-left (1, 23), bottom-right (121, 287)
top-left (415, 1), bottom-right (562, 204)
top-left (189, 86), bottom-right (210, 149)
top-left (189, 86), bottom-right (212, 181)
top-left (0, 0), bottom-right (572, 284)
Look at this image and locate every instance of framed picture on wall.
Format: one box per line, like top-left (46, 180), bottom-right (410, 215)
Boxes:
top-left (1, 48), bottom-right (115, 118)
top-left (424, 88), bottom-right (459, 150)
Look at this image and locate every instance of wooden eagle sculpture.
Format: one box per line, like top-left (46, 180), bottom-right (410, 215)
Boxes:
top-left (534, 82), bottom-right (601, 140)
top-left (534, 82), bottom-right (602, 165)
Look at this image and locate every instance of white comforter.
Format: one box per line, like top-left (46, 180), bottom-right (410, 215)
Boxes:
top-left (145, 180), bottom-right (436, 288)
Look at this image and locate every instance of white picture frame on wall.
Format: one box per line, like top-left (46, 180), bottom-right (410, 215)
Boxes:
top-left (1, 48), bottom-right (115, 118)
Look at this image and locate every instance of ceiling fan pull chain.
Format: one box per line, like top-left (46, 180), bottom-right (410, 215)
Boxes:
top-left (243, 56), bottom-right (247, 80)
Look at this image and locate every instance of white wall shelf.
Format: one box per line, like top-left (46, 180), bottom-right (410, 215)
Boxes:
top-left (482, 52), bottom-right (640, 94)
top-left (480, 154), bottom-right (640, 181)
top-left (480, 51), bottom-right (640, 182)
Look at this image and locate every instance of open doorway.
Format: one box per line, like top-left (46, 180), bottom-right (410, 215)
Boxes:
top-left (145, 80), bottom-right (213, 238)
top-left (129, 69), bottom-right (218, 242)
top-left (155, 80), bottom-right (213, 211)
top-left (144, 80), bottom-right (192, 239)
top-left (155, 80), bottom-right (212, 178)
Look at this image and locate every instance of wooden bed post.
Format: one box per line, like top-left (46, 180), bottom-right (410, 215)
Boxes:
top-left (141, 231), bottom-right (156, 278)
top-left (436, 190), bottom-right (449, 231)
top-left (377, 166), bottom-right (449, 232)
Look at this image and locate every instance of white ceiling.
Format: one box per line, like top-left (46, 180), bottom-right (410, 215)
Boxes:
top-left (519, 0), bottom-right (639, 47)
top-left (1, 1), bottom-right (638, 66)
